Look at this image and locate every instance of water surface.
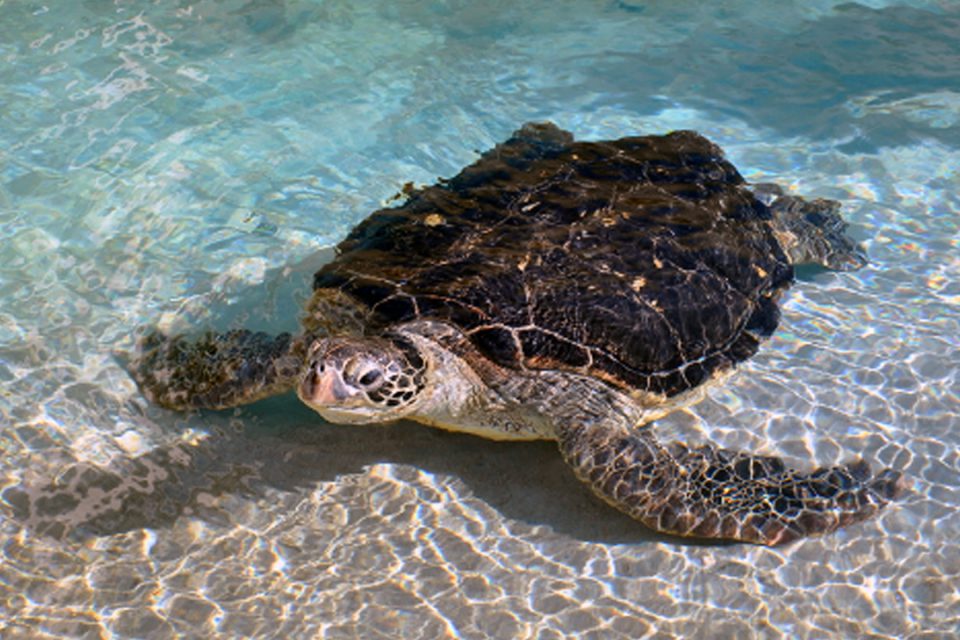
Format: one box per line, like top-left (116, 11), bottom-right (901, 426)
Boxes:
top-left (1, 1), bottom-right (958, 638)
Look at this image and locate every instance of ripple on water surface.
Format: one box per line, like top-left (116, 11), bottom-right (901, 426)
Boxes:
top-left (1, 1), bottom-right (959, 638)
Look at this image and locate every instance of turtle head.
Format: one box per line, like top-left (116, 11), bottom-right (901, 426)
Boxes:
top-left (298, 335), bottom-right (428, 424)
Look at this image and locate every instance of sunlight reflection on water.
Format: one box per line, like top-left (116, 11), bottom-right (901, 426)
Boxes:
top-left (1, 1), bottom-right (958, 638)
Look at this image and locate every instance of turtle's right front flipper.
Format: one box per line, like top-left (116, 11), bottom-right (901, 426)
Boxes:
top-left (131, 330), bottom-right (303, 411)
top-left (558, 422), bottom-right (905, 546)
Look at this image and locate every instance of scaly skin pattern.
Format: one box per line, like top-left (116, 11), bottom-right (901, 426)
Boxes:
top-left (557, 421), bottom-right (903, 545)
top-left (132, 330), bottom-right (302, 411)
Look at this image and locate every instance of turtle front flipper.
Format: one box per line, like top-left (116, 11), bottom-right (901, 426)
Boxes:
top-left (558, 423), bottom-right (905, 545)
top-left (131, 330), bottom-right (303, 411)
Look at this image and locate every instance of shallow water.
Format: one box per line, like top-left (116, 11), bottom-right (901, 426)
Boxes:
top-left (1, 1), bottom-right (958, 638)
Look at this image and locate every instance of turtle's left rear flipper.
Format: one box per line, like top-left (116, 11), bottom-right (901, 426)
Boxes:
top-left (130, 330), bottom-right (302, 411)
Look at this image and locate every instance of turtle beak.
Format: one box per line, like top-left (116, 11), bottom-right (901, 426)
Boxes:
top-left (299, 362), bottom-right (354, 406)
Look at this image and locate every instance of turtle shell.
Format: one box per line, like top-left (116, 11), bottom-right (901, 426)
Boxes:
top-left (312, 123), bottom-right (793, 399)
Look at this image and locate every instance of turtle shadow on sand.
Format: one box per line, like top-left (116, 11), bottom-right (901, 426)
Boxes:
top-left (2, 396), bottom-right (671, 547)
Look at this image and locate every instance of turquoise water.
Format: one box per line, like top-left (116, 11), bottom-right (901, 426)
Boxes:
top-left (1, 1), bottom-right (958, 637)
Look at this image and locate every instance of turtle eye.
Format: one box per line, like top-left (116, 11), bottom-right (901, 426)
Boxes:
top-left (343, 356), bottom-right (383, 389)
top-left (357, 369), bottom-right (382, 387)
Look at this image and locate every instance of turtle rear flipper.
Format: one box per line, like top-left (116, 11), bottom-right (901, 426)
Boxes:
top-left (558, 422), bottom-right (905, 545)
top-left (758, 184), bottom-right (868, 271)
top-left (131, 330), bottom-right (303, 411)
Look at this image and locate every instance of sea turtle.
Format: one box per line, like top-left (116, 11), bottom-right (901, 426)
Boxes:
top-left (132, 122), bottom-right (903, 545)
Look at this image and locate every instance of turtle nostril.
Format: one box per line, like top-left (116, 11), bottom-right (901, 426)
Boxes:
top-left (306, 369), bottom-right (320, 395)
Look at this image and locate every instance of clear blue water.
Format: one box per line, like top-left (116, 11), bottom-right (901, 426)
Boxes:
top-left (1, 1), bottom-right (958, 638)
